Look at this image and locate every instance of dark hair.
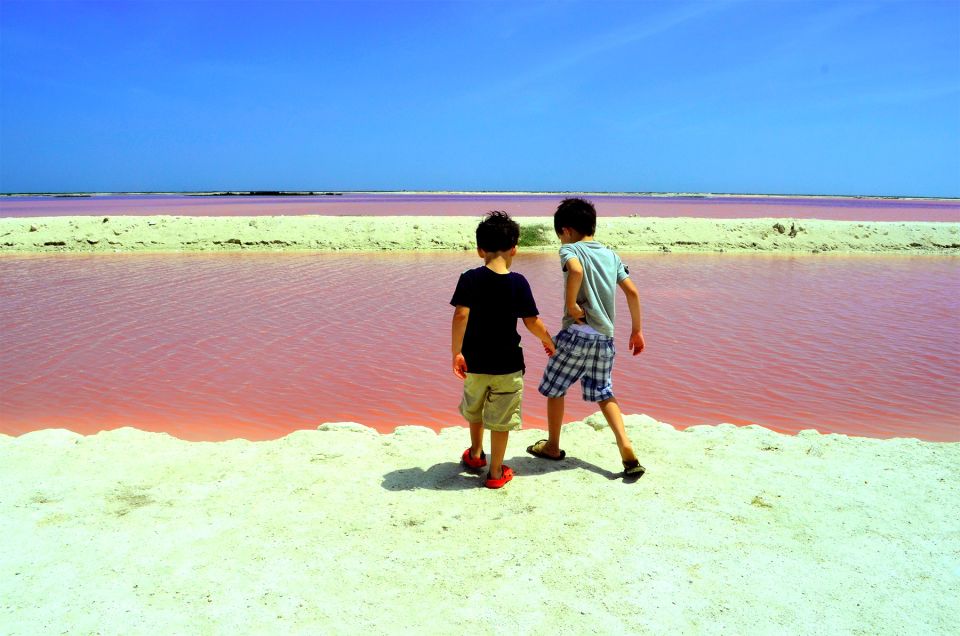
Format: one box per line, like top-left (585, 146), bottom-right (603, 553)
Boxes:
top-left (476, 210), bottom-right (520, 252)
top-left (553, 198), bottom-right (596, 236)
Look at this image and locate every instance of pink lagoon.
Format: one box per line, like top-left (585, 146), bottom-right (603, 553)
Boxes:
top-left (1, 192), bottom-right (958, 221)
top-left (1, 250), bottom-right (957, 442)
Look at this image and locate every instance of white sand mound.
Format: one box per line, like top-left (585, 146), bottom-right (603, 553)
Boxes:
top-left (1, 415), bottom-right (958, 634)
top-left (1, 215), bottom-right (958, 254)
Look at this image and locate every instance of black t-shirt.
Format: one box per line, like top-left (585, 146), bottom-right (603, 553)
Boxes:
top-left (450, 266), bottom-right (539, 375)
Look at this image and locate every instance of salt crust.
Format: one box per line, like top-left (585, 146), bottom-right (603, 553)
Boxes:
top-left (2, 414), bottom-right (958, 634)
top-left (1, 215), bottom-right (958, 254)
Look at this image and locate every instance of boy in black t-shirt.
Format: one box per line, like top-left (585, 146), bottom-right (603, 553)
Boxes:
top-left (451, 211), bottom-right (556, 489)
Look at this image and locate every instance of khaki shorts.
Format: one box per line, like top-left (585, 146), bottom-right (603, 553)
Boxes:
top-left (459, 370), bottom-right (524, 432)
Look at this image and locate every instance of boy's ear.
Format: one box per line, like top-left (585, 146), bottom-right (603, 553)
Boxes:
top-left (477, 247), bottom-right (485, 258)
top-left (509, 245), bottom-right (518, 256)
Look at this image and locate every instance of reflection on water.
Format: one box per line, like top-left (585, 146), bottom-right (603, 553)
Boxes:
top-left (1, 251), bottom-right (957, 441)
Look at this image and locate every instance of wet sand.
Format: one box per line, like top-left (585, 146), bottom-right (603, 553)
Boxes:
top-left (1, 215), bottom-right (958, 254)
top-left (2, 415), bottom-right (957, 633)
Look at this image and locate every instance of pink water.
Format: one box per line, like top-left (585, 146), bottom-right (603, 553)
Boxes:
top-left (1, 252), bottom-right (957, 442)
top-left (1, 193), bottom-right (958, 221)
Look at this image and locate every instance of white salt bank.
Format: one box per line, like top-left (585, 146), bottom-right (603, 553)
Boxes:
top-left (1, 415), bottom-right (958, 634)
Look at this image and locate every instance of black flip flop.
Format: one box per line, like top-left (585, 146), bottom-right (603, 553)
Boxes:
top-left (622, 459), bottom-right (646, 476)
top-left (526, 439), bottom-right (566, 461)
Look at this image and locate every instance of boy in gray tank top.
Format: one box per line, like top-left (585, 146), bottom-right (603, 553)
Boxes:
top-left (532, 198), bottom-right (647, 476)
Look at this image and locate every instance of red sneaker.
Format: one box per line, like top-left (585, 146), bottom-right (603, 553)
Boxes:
top-left (485, 465), bottom-right (514, 489)
top-left (461, 448), bottom-right (487, 469)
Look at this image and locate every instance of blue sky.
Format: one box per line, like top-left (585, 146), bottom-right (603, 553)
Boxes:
top-left (1, 0), bottom-right (958, 196)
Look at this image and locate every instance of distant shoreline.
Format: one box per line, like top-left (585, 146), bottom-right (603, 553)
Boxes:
top-left (1, 190), bottom-right (957, 202)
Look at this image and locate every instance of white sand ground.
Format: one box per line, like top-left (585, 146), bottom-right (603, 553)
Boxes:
top-left (2, 414), bottom-right (957, 634)
top-left (1, 215), bottom-right (958, 254)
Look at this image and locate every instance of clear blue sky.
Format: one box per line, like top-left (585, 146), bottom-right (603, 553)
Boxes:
top-left (1, 0), bottom-right (958, 196)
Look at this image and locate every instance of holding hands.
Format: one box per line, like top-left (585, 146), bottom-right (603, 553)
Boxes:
top-left (542, 337), bottom-right (556, 357)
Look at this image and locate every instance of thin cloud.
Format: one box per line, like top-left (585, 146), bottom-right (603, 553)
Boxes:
top-left (457, 0), bottom-right (738, 102)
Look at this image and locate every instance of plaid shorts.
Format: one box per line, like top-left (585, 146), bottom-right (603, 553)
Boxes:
top-left (538, 327), bottom-right (616, 402)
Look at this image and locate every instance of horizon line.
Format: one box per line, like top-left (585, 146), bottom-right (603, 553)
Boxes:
top-left (1, 190), bottom-right (957, 202)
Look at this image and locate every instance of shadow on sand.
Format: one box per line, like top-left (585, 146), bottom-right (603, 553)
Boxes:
top-left (381, 454), bottom-right (642, 491)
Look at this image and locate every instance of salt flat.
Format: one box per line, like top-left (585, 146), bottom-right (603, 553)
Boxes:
top-left (2, 415), bottom-right (957, 634)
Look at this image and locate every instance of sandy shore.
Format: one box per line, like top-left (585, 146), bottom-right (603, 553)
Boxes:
top-left (1, 215), bottom-right (958, 254)
top-left (2, 414), bottom-right (957, 634)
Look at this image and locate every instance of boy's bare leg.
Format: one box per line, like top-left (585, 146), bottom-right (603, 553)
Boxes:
top-left (469, 420), bottom-right (484, 459)
top-left (537, 395), bottom-right (565, 457)
top-left (489, 430), bottom-right (509, 479)
top-left (598, 397), bottom-right (638, 463)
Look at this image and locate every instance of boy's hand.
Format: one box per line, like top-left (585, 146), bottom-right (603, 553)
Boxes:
top-left (542, 338), bottom-right (556, 357)
top-left (452, 353), bottom-right (468, 379)
top-left (567, 303), bottom-right (585, 323)
top-left (629, 330), bottom-right (645, 356)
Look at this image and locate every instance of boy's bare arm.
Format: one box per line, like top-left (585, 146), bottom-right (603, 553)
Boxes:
top-left (618, 277), bottom-right (645, 355)
top-left (564, 257), bottom-right (585, 321)
top-left (451, 306), bottom-right (470, 378)
top-left (521, 316), bottom-right (556, 356)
